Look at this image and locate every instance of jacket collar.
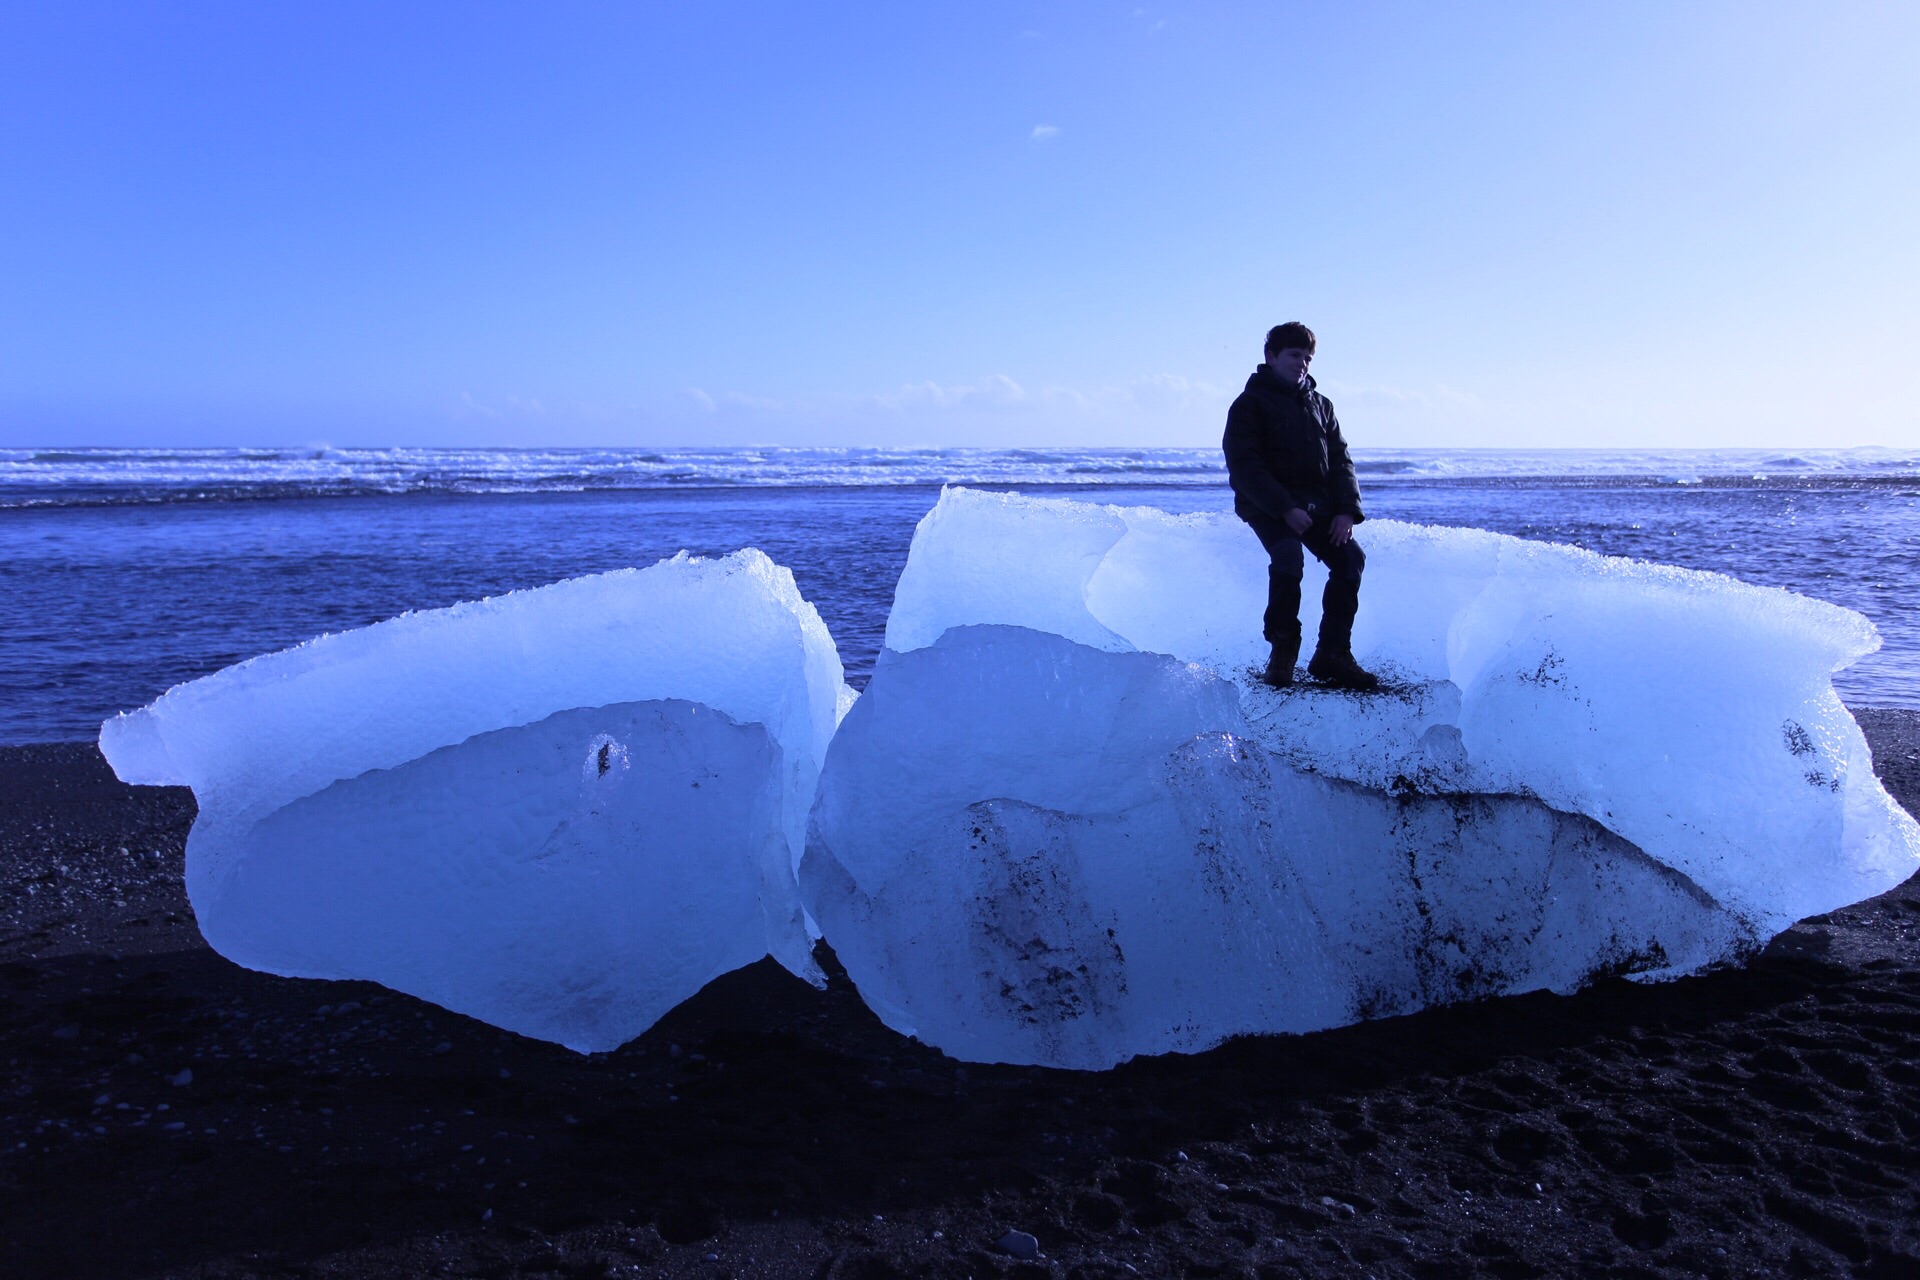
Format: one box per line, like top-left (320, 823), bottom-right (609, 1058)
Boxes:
top-left (1247, 365), bottom-right (1317, 397)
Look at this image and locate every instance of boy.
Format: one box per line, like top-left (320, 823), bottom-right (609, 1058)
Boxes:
top-left (1222, 322), bottom-right (1379, 690)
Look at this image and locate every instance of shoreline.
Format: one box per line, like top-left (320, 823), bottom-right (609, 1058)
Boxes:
top-left (1, 714), bottom-right (1917, 1278)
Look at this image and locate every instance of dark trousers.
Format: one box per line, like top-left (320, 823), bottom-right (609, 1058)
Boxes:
top-left (1239, 506), bottom-right (1366, 652)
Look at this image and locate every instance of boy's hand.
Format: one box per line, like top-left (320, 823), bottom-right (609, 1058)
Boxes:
top-left (1284, 507), bottom-right (1313, 536)
top-left (1329, 514), bottom-right (1354, 546)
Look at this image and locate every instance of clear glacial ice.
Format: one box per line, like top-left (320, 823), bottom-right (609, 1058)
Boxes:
top-left (802, 627), bottom-right (1746, 1069)
top-left (100, 550), bottom-right (850, 1052)
top-left (96, 488), bottom-right (1920, 1066)
top-left (800, 488), bottom-right (1920, 1067)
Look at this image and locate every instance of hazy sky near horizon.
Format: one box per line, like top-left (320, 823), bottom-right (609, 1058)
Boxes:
top-left (4, 2), bottom-right (1916, 450)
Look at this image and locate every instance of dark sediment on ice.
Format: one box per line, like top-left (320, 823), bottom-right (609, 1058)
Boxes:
top-left (2, 711), bottom-right (1920, 1279)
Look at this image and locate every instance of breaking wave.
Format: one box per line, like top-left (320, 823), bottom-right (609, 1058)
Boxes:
top-left (4, 445), bottom-right (1918, 509)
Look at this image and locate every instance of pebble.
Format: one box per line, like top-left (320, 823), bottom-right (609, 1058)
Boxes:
top-left (995, 1230), bottom-right (1041, 1260)
top-left (51, 1025), bottom-right (80, 1041)
top-left (169, 1068), bottom-right (193, 1087)
top-left (432, 1041), bottom-right (453, 1055)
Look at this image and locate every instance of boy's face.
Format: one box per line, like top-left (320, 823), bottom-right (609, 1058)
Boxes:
top-left (1267, 347), bottom-right (1313, 386)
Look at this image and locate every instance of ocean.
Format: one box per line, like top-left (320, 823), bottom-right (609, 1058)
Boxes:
top-left (4, 445), bottom-right (1918, 744)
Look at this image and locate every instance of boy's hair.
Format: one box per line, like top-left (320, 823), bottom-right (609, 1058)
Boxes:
top-left (1264, 322), bottom-right (1317, 358)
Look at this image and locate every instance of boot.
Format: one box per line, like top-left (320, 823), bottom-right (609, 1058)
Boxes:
top-left (1307, 647), bottom-right (1379, 691)
top-left (1308, 577), bottom-right (1379, 691)
top-left (1261, 631), bottom-right (1301, 688)
top-left (1260, 568), bottom-right (1305, 688)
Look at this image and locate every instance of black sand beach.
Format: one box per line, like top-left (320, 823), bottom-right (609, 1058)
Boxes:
top-left (4, 713), bottom-right (1920, 1280)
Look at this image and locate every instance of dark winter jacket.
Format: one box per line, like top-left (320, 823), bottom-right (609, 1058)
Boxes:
top-left (1221, 366), bottom-right (1364, 525)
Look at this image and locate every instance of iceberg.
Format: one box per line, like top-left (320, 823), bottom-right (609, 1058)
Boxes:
top-left (92, 487), bottom-right (1920, 1068)
top-left (100, 550), bottom-right (850, 1053)
top-left (801, 489), bottom-right (1920, 1067)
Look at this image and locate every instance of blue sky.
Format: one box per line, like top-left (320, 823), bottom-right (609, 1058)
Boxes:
top-left (3, 2), bottom-right (1916, 449)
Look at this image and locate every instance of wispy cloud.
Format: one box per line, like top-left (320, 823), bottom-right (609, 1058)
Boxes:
top-left (1317, 379), bottom-right (1484, 414)
top-left (454, 392), bottom-right (606, 422)
top-left (720, 390), bottom-right (786, 413)
top-left (445, 374), bottom-right (1239, 446)
top-left (1030, 124), bottom-right (1061, 142)
top-left (459, 391), bottom-right (500, 420)
top-left (681, 374), bottom-right (1231, 420)
top-left (873, 374), bottom-right (1030, 411)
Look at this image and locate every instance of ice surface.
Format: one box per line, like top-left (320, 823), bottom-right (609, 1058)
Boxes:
top-left (804, 627), bottom-right (1748, 1068)
top-left (888, 488), bottom-right (1919, 931)
top-left (91, 486), bottom-right (1920, 1066)
top-left (804, 489), bottom-right (1920, 1067)
top-left (101, 550), bottom-right (850, 1052)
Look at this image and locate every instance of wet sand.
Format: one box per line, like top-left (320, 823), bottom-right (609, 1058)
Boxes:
top-left (3, 711), bottom-right (1919, 1280)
